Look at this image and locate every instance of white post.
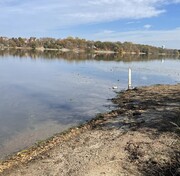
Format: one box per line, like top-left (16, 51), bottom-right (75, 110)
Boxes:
top-left (128, 68), bottom-right (132, 89)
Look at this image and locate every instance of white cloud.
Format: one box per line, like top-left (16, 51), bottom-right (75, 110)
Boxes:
top-left (102, 30), bottom-right (115, 34)
top-left (144, 24), bottom-right (152, 29)
top-left (126, 21), bottom-right (141, 25)
top-left (0, 0), bottom-right (170, 29)
top-left (93, 27), bottom-right (180, 49)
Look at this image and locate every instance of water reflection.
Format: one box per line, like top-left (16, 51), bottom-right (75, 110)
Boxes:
top-left (0, 49), bottom-right (179, 159)
top-left (0, 48), bottom-right (179, 62)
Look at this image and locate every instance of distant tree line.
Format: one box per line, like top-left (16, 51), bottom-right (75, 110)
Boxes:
top-left (0, 36), bottom-right (179, 55)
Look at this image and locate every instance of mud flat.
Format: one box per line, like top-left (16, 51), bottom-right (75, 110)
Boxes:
top-left (0, 84), bottom-right (180, 176)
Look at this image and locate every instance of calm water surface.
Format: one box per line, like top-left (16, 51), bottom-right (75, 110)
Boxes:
top-left (0, 50), bottom-right (179, 159)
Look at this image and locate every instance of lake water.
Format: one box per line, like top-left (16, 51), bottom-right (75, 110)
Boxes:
top-left (0, 49), bottom-right (180, 159)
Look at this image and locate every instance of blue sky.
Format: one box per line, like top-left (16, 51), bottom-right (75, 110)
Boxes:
top-left (0, 0), bottom-right (180, 49)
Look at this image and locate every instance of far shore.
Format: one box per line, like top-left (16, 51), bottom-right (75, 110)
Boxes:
top-left (0, 46), bottom-right (179, 56)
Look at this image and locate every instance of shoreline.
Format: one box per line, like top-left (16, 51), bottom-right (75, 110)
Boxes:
top-left (0, 110), bottom-right (119, 173)
top-left (0, 84), bottom-right (180, 176)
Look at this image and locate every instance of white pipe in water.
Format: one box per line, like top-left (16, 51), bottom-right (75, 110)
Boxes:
top-left (128, 68), bottom-right (132, 89)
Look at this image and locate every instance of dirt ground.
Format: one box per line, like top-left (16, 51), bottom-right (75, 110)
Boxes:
top-left (0, 84), bottom-right (180, 176)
